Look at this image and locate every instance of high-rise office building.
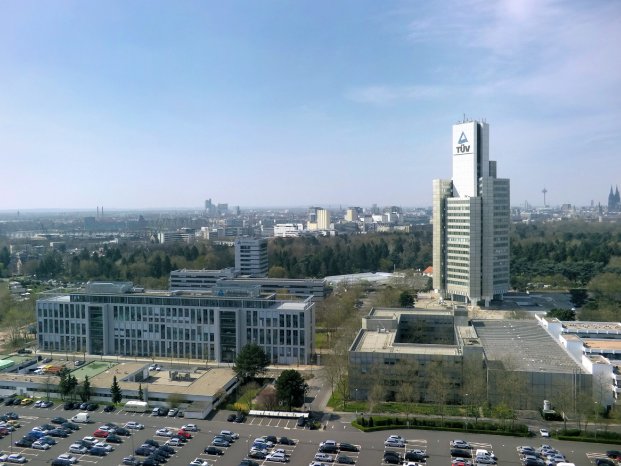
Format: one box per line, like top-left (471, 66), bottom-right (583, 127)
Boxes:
top-left (433, 119), bottom-right (510, 306)
top-left (234, 237), bottom-right (269, 277)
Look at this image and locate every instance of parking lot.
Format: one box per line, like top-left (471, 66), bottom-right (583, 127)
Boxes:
top-left (0, 402), bottom-right (616, 465)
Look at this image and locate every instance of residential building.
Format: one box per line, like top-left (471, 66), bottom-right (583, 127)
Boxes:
top-left (433, 119), bottom-right (510, 306)
top-left (234, 236), bottom-right (268, 277)
top-left (36, 281), bottom-right (315, 365)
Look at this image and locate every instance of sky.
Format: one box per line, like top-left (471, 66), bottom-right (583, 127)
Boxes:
top-left (1, 0), bottom-right (620, 210)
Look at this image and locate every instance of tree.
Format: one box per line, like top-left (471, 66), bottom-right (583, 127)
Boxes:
top-left (138, 383), bottom-right (144, 401)
top-left (547, 308), bottom-right (576, 321)
top-left (79, 375), bottom-right (92, 402)
top-left (275, 369), bottom-right (307, 411)
top-left (110, 375), bottom-right (123, 404)
top-left (233, 343), bottom-right (270, 381)
top-left (399, 290), bottom-right (415, 307)
top-left (167, 392), bottom-right (186, 408)
top-left (569, 288), bottom-right (588, 308)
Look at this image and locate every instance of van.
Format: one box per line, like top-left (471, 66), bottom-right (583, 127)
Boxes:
top-left (71, 412), bottom-right (90, 423)
top-left (151, 407), bottom-right (160, 416)
top-left (476, 449), bottom-right (496, 460)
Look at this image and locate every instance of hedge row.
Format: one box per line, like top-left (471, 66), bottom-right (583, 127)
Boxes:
top-left (353, 416), bottom-right (531, 437)
top-left (556, 428), bottom-right (621, 445)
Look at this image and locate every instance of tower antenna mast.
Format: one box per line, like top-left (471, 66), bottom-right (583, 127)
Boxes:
top-left (542, 188), bottom-right (548, 208)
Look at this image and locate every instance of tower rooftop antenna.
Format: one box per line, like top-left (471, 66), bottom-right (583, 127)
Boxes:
top-left (542, 188), bottom-right (548, 208)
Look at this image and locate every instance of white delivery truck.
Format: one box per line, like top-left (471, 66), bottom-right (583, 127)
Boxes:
top-left (124, 400), bottom-right (149, 413)
top-left (71, 412), bottom-right (91, 423)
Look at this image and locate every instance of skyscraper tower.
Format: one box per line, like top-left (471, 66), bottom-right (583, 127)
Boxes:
top-left (432, 119), bottom-right (510, 307)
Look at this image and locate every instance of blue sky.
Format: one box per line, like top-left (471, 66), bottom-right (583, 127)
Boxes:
top-left (1, 0), bottom-right (619, 210)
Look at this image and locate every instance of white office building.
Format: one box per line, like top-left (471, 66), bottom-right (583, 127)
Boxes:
top-left (234, 237), bottom-right (268, 277)
top-left (433, 119), bottom-right (510, 306)
top-left (36, 281), bottom-right (314, 365)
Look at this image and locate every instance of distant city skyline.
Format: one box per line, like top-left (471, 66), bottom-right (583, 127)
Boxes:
top-left (1, 1), bottom-right (619, 210)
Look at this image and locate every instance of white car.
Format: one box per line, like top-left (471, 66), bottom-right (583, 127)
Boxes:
top-left (166, 438), bottom-right (183, 447)
top-left (69, 444), bottom-right (88, 454)
top-left (539, 428), bottom-right (550, 437)
top-left (475, 456), bottom-right (496, 464)
top-left (220, 430), bottom-right (239, 439)
top-left (182, 424), bottom-right (199, 432)
top-left (266, 452), bottom-right (288, 462)
top-left (125, 422), bottom-right (145, 430)
top-left (319, 440), bottom-right (337, 448)
top-left (56, 454), bottom-right (77, 464)
top-left (451, 440), bottom-right (471, 449)
top-left (97, 425), bottom-right (115, 432)
top-left (189, 459), bottom-right (209, 466)
top-left (385, 439), bottom-right (405, 448)
top-left (94, 441), bottom-right (114, 452)
top-left (82, 436), bottom-right (97, 445)
top-left (156, 428), bottom-right (173, 437)
top-left (309, 463), bottom-right (327, 466)
top-left (7, 454), bottom-right (27, 464)
top-left (314, 453), bottom-right (334, 462)
top-left (32, 440), bottom-right (51, 450)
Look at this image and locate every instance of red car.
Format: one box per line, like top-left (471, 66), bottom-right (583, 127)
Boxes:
top-left (177, 430), bottom-right (192, 439)
top-left (93, 429), bottom-right (109, 438)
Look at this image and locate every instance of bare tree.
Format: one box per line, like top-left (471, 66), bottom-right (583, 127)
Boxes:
top-left (427, 361), bottom-right (450, 422)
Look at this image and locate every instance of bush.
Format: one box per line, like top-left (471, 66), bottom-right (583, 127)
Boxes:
top-left (351, 415), bottom-right (530, 437)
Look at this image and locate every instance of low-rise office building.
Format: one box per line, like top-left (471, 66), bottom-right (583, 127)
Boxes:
top-left (538, 316), bottom-right (621, 406)
top-left (36, 281), bottom-right (315, 365)
top-left (169, 268), bottom-right (328, 301)
top-left (349, 307), bottom-right (591, 409)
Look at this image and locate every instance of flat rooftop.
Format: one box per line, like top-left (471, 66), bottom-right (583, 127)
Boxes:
top-left (562, 321), bottom-right (621, 332)
top-left (352, 329), bottom-right (460, 356)
top-left (89, 362), bottom-right (236, 397)
top-left (370, 308), bottom-right (454, 318)
top-left (473, 320), bottom-right (586, 374)
top-left (583, 339), bottom-right (621, 351)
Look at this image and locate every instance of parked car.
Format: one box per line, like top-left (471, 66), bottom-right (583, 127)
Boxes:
top-left (248, 450), bottom-right (267, 460)
top-left (234, 413), bottom-right (246, 423)
top-left (190, 459), bottom-right (209, 466)
top-left (7, 453), bottom-right (28, 463)
top-left (32, 440), bottom-right (52, 450)
top-left (115, 427), bottom-right (131, 436)
top-left (69, 444), bottom-right (88, 454)
top-left (226, 414), bottom-right (236, 422)
top-left (51, 417), bottom-right (68, 425)
top-left (451, 440), bottom-right (471, 449)
top-left (155, 429), bottom-right (173, 437)
top-left (55, 454), bottom-right (78, 464)
top-left (212, 438), bottom-right (230, 447)
top-left (165, 438), bottom-right (183, 447)
top-left (125, 422), bottom-right (145, 430)
top-left (182, 424), bottom-right (199, 432)
top-left (122, 456), bottom-right (141, 465)
top-left (204, 446), bottom-right (224, 455)
top-left (15, 438), bottom-right (34, 448)
top-left (279, 436), bottom-right (295, 445)
top-left (106, 434), bottom-right (123, 444)
top-left (167, 408), bottom-right (178, 417)
top-left (89, 446), bottom-right (108, 456)
top-left (336, 456), bottom-right (355, 464)
top-left (266, 452), bottom-right (288, 462)
top-left (104, 405), bottom-right (115, 412)
top-left (539, 428), bottom-right (550, 438)
top-left (339, 443), bottom-right (358, 452)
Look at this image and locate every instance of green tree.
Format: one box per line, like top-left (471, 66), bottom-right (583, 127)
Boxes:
top-left (79, 375), bottom-right (92, 402)
top-left (110, 375), bottom-right (123, 404)
top-left (233, 343), bottom-right (270, 381)
top-left (58, 368), bottom-right (72, 400)
top-left (399, 290), bottom-right (415, 307)
top-left (547, 308), bottom-right (576, 321)
top-left (275, 369), bottom-right (307, 411)
top-left (569, 288), bottom-right (588, 308)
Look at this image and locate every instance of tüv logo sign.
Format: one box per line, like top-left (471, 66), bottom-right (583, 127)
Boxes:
top-left (456, 131), bottom-right (470, 153)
